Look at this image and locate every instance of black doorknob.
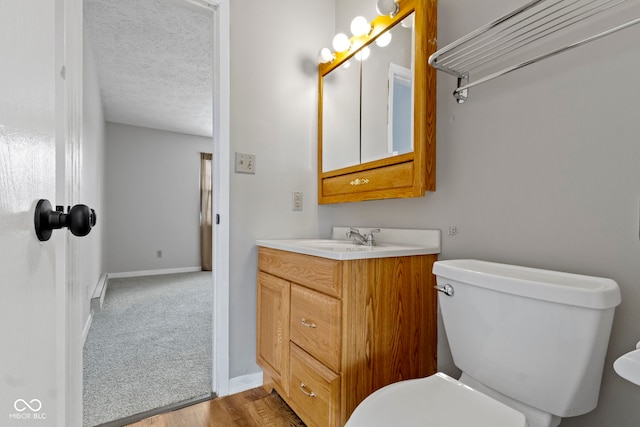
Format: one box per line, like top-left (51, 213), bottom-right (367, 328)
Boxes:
top-left (34, 199), bottom-right (97, 242)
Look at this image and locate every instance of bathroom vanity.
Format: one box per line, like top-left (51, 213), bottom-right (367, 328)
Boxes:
top-left (256, 228), bottom-right (440, 426)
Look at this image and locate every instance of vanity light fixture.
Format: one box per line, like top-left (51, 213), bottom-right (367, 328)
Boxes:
top-left (318, 47), bottom-right (335, 64)
top-left (375, 31), bottom-right (392, 47)
top-left (355, 46), bottom-right (371, 61)
top-left (351, 16), bottom-right (372, 37)
top-left (332, 33), bottom-right (351, 53)
top-left (376, 0), bottom-right (399, 17)
top-left (317, 1), bottom-right (395, 65)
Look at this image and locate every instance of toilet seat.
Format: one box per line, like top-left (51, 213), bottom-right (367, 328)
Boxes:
top-left (345, 372), bottom-right (528, 427)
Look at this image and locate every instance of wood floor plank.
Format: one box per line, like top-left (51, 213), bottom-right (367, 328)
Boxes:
top-left (125, 388), bottom-right (305, 427)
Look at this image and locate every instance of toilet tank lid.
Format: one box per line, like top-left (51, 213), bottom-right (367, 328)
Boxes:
top-left (433, 259), bottom-right (621, 309)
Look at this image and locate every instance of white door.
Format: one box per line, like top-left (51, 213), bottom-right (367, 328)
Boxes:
top-left (0, 1), bottom-right (83, 425)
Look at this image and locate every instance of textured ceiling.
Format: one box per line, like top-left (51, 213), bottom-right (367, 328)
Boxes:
top-left (84, 0), bottom-right (213, 137)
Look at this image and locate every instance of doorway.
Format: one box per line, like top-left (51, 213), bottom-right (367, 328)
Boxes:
top-left (82, 0), bottom-right (230, 424)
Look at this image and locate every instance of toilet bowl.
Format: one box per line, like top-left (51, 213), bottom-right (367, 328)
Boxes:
top-left (345, 372), bottom-right (527, 427)
top-left (345, 259), bottom-right (621, 427)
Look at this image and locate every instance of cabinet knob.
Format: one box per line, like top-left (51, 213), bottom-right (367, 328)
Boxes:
top-left (34, 199), bottom-right (97, 241)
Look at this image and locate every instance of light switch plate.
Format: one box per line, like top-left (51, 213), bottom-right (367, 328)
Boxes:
top-left (235, 152), bottom-right (256, 174)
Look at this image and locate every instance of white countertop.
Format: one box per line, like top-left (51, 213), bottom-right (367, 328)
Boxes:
top-left (256, 227), bottom-right (441, 261)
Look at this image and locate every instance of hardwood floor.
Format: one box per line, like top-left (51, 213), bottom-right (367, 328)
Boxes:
top-left (125, 388), bottom-right (305, 427)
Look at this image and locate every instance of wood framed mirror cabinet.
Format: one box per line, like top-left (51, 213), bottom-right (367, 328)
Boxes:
top-left (318, 0), bottom-right (437, 204)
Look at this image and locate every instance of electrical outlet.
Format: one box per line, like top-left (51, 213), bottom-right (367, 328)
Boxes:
top-left (293, 191), bottom-right (303, 211)
top-left (448, 227), bottom-right (457, 236)
top-left (157, 250), bottom-right (163, 258)
top-left (235, 152), bottom-right (256, 174)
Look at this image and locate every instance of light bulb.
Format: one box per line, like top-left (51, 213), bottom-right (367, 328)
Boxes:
top-left (376, 0), bottom-right (399, 17)
top-left (350, 16), bottom-right (371, 37)
top-left (376, 31), bottom-right (392, 47)
top-left (355, 47), bottom-right (370, 61)
top-left (341, 60), bottom-right (352, 70)
top-left (401, 15), bottom-right (414, 28)
top-left (318, 47), bottom-right (335, 64)
top-left (332, 33), bottom-right (351, 53)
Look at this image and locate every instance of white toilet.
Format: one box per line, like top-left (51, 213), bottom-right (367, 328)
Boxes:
top-left (346, 259), bottom-right (621, 427)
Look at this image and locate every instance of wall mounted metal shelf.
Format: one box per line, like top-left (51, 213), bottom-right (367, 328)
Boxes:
top-left (428, 0), bottom-right (640, 103)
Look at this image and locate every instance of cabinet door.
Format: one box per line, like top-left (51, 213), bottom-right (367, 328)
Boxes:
top-left (257, 271), bottom-right (290, 395)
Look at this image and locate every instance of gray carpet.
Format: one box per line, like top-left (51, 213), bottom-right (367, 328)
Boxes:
top-left (83, 272), bottom-right (213, 426)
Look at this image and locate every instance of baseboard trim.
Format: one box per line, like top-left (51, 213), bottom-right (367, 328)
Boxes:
top-left (91, 273), bottom-right (108, 299)
top-left (90, 273), bottom-right (109, 312)
top-left (82, 312), bottom-right (93, 346)
top-left (107, 267), bottom-right (202, 279)
top-left (228, 372), bottom-right (263, 395)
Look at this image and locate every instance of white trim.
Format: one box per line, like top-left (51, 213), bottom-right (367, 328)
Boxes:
top-left (90, 273), bottom-right (108, 309)
top-left (210, 0), bottom-right (231, 397)
top-left (82, 312), bottom-right (93, 346)
top-left (228, 372), bottom-right (263, 395)
top-left (107, 266), bottom-right (202, 279)
top-left (387, 62), bottom-right (413, 155)
top-left (182, 0), bottom-right (216, 11)
top-left (90, 273), bottom-right (108, 299)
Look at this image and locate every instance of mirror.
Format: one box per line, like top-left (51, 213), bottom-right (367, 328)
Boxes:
top-left (322, 59), bottom-right (361, 171)
top-left (318, 0), bottom-right (436, 204)
top-left (321, 15), bottom-right (414, 172)
top-left (361, 17), bottom-right (414, 165)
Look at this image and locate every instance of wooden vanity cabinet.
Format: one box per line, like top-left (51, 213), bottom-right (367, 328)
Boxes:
top-left (256, 247), bottom-right (437, 426)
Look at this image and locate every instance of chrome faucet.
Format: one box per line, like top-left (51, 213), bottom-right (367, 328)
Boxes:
top-left (346, 228), bottom-right (380, 246)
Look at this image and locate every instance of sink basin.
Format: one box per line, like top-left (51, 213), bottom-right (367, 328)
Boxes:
top-left (292, 239), bottom-right (418, 252)
top-left (256, 228), bottom-right (441, 260)
top-left (296, 240), bottom-right (372, 252)
top-left (295, 239), bottom-right (366, 248)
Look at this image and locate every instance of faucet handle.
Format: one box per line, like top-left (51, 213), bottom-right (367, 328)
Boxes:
top-left (346, 227), bottom-right (360, 239)
top-left (366, 228), bottom-right (381, 245)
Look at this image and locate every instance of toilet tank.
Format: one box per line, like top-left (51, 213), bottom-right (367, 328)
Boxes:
top-left (433, 259), bottom-right (621, 418)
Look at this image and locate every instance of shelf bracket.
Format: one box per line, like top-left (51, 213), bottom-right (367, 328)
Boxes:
top-left (454, 74), bottom-right (469, 104)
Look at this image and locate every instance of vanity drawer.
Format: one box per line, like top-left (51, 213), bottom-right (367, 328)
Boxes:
top-left (321, 161), bottom-right (414, 197)
top-left (258, 247), bottom-right (342, 298)
top-left (289, 344), bottom-right (341, 427)
top-left (290, 284), bottom-right (341, 372)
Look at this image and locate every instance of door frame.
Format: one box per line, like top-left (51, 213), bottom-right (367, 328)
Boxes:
top-left (57, 0), bottom-right (85, 424)
top-left (209, 0), bottom-right (231, 397)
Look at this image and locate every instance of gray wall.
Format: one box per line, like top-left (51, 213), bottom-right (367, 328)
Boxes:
top-left (323, 0), bottom-right (640, 426)
top-left (82, 30), bottom-right (106, 328)
top-left (227, 0), bottom-right (335, 378)
top-left (104, 122), bottom-right (211, 274)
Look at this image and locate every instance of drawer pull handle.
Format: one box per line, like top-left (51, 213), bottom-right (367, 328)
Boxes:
top-left (350, 178), bottom-right (370, 186)
top-left (301, 318), bottom-right (317, 328)
top-left (299, 382), bottom-right (316, 398)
